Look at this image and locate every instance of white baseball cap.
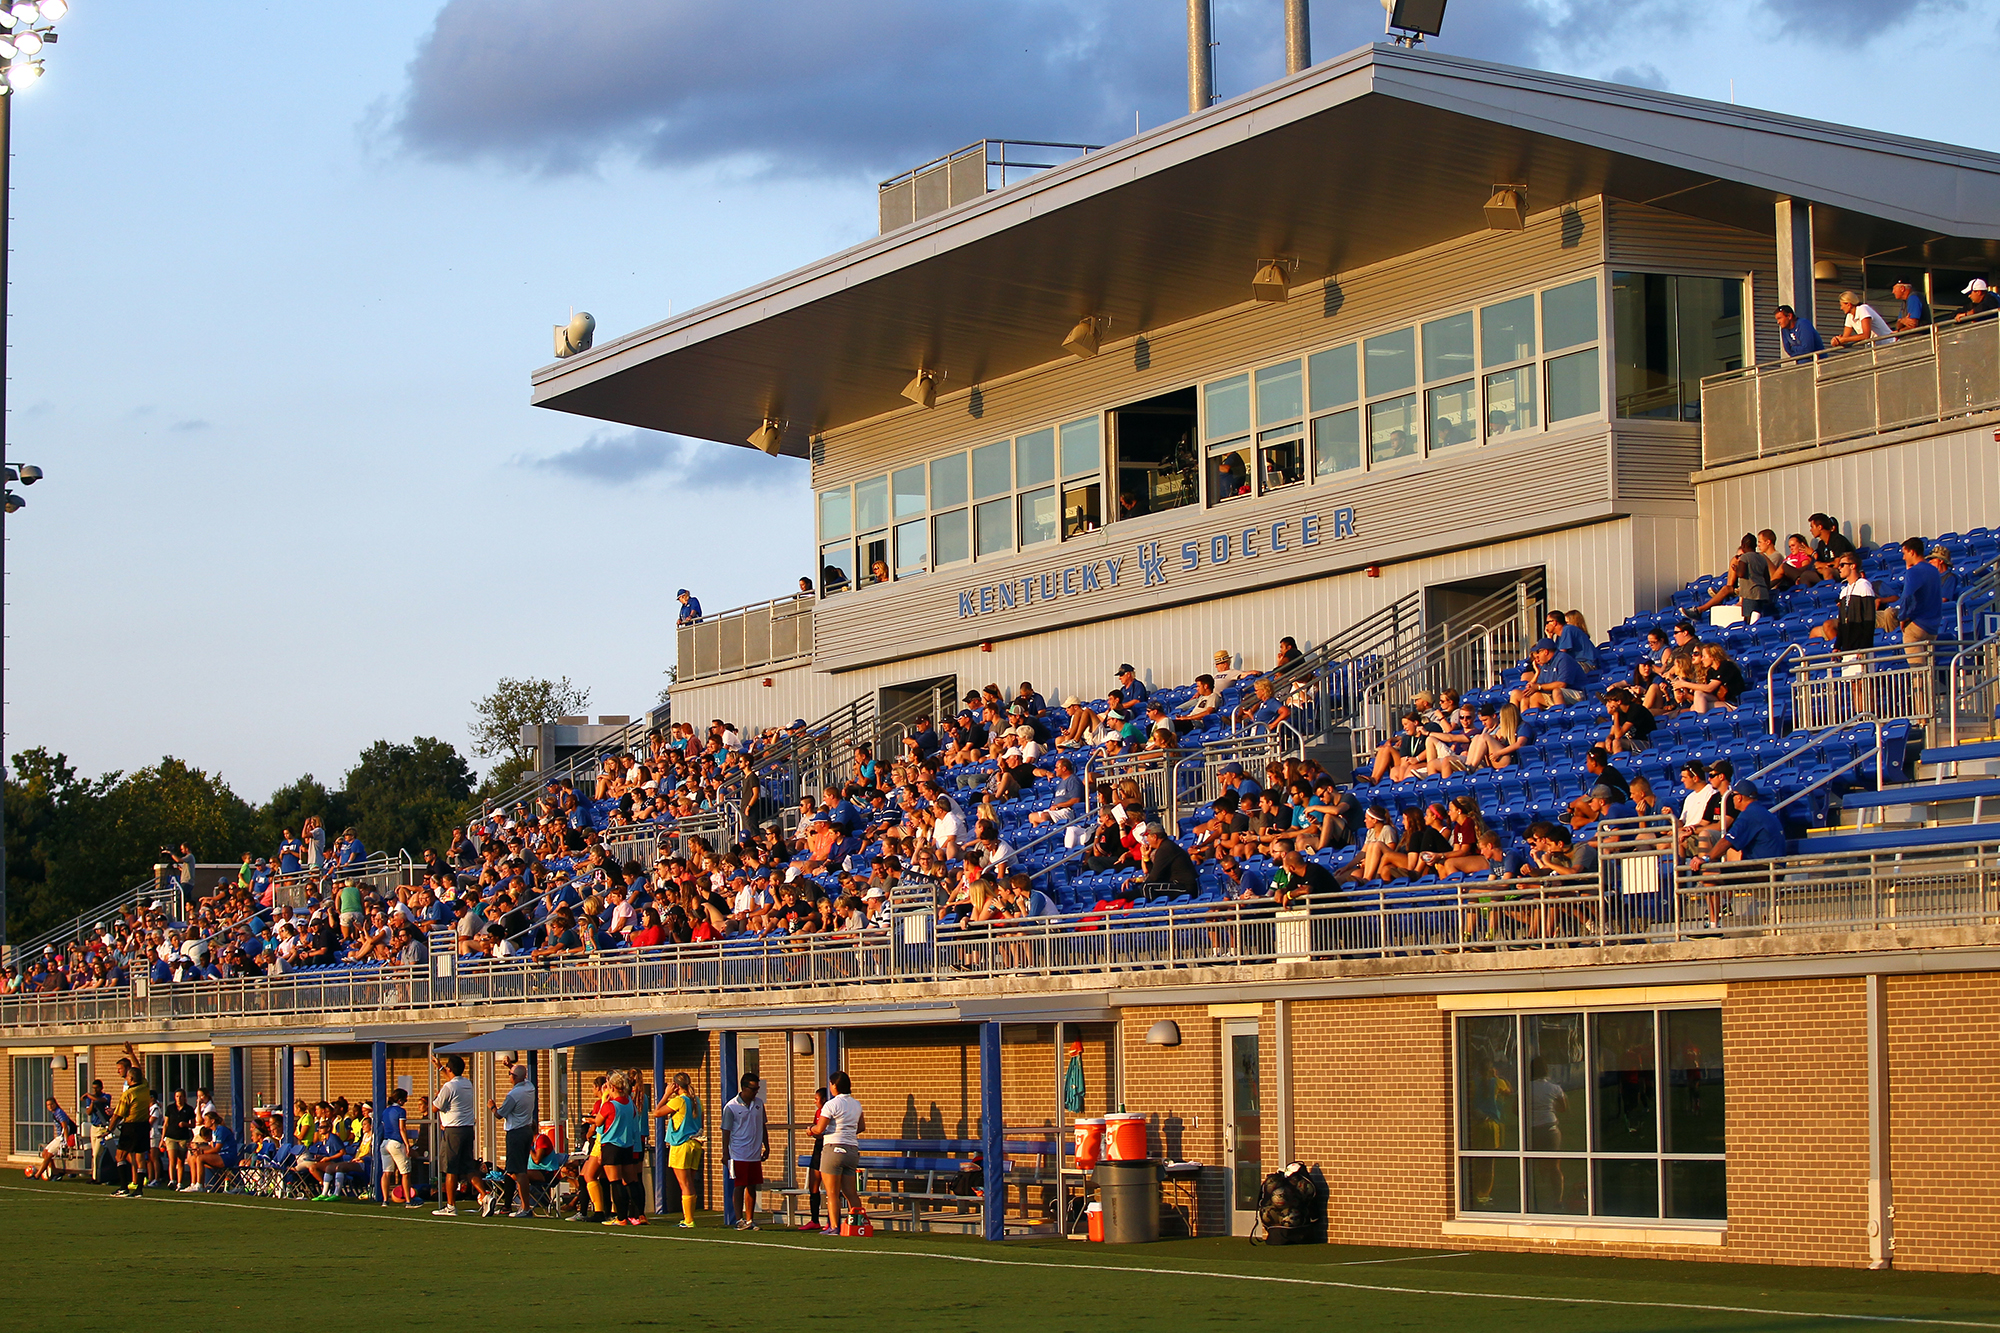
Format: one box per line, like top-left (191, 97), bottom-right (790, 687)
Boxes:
top-left (1964, 278), bottom-right (1991, 294)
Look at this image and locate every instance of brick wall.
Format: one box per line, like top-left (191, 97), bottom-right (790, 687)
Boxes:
top-left (1121, 1004), bottom-right (1229, 1235)
top-left (1887, 973), bottom-right (2000, 1273)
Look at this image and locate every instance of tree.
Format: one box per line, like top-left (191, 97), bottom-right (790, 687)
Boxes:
top-left (252, 773), bottom-right (343, 853)
top-left (469, 676), bottom-right (591, 765)
top-left (340, 737), bottom-right (476, 857)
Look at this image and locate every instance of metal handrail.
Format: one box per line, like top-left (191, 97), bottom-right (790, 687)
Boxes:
top-left (12, 875), bottom-right (171, 958)
top-left (1948, 638), bottom-right (2000, 748)
top-left (1765, 641), bottom-right (1806, 735)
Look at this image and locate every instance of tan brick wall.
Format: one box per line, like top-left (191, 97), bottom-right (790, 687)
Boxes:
top-left (1887, 973), bottom-right (2000, 1273)
top-left (1121, 1004), bottom-right (1229, 1235)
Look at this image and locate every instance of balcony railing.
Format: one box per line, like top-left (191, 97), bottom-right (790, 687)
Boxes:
top-left (7, 829), bottom-right (1998, 1032)
top-left (676, 593), bottom-right (813, 685)
top-left (878, 139), bottom-right (1100, 234)
top-left (1699, 310), bottom-right (2000, 468)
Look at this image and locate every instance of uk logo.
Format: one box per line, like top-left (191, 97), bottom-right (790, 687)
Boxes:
top-left (1137, 541), bottom-right (1168, 588)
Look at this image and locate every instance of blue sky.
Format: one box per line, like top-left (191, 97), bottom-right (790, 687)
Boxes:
top-left (8, 0), bottom-right (1995, 800)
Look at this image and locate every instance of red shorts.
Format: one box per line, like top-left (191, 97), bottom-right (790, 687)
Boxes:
top-left (731, 1160), bottom-right (764, 1190)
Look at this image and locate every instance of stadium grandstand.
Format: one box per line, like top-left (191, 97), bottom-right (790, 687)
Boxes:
top-left (6, 38), bottom-right (2000, 1271)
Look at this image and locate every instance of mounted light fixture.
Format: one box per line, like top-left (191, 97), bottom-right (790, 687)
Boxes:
top-left (1251, 259), bottom-right (1294, 303)
top-left (790, 1032), bottom-right (815, 1057)
top-left (1145, 1019), bottom-right (1182, 1047)
top-left (1484, 185), bottom-right (1526, 231)
top-left (293, 1049), bottom-right (313, 1068)
top-left (1062, 315), bottom-right (1104, 359)
top-left (748, 418), bottom-right (785, 455)
top-left (902, 368), bottom-right (939, 409)
top-left (1813, 259), bottom-right (1840, 281)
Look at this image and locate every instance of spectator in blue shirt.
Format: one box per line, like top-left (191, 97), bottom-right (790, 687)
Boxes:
top-left (1893, 537), bottom-right (1944, 637)
top-left (1512, 640), bottom-right (1587, 712)
top-left (1720, 782), bottom-right (1786, 862)
top-left (1774, 304), bottom-right (1823, 360)
top-left (675, 589), bottom-right (703, 625)
top-left (1890, 279), bottom-right (1928, 331)
top-left (1927, 545), bottom-right (1962, 609)
top-left (1114, 663), bottom-right (1149, 706)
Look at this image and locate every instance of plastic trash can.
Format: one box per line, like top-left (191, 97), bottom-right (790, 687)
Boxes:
top-left (1093, 1159), bottom-right (1161, 1244)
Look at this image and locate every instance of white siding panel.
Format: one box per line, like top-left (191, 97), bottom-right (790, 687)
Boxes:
top-left (1605, 201), bottom-right (1779, 366)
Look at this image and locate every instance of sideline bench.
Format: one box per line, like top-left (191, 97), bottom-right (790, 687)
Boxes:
top-left (755, 1135), bottom-right (1068, 1232)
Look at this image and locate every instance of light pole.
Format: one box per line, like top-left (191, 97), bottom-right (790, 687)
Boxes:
top-left (0, 0), bottom-right (64, 961)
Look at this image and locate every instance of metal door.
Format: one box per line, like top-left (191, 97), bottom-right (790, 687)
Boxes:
top-left (1222, 1018), bottom-right (1263, 1235)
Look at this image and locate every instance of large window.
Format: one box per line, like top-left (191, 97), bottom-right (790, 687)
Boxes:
top-left (147, 1053), bottom-right (215, 1110)
top-left (1111, 387), bottom-right (1198, 521)
top-left (1455, 1007), bottom-right (1724, 1223)
top-left (14, 1056), bottom-right (55, 1156)
top-left (1611, 272), bottom-right (1745, 421)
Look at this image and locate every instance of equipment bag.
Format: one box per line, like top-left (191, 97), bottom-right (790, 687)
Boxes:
top-left (1252, 1161), bottom-right (1326, 1246)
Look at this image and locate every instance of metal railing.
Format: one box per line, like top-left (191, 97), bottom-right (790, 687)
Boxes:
top-left (11, 831), bottom-right (1998, 1031)
top-left (1699, 310), bottom-right (2000, 468)
top-left (1779, 640), bottom-right (1965, 734)
top-left (878, 140), bottom-right (1099, 233)
top-left (471, 703), bottom-right (673, 824)
top-left (676, 593), bottom-right (814, 685)
top-left (11, 875), bottom-right (181, 960)
top-left (1950, 637), bottom-right (2000, 747)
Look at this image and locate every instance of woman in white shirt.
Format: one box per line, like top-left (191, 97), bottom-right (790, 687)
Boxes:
top-left (1829, 290), bottom-right (1893, 348)
top-left (809, 1071), bottom-right (867, 1229)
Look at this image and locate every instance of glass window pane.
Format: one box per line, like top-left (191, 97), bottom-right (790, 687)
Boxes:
top-left (1312, 409), bottom-right (1362, 478)
top-left (894, 518), bottom-right (927, 574)
top-left (1425, 380), bottom-right (1479, 452)
top-left (1594, 1158), bottom-right (1660, 1218)
top-left (1674, 276), bottom-right (1745, 422)
top-left (1524, 1013), bottom-right (1586, 1159)
top-left (1423, 311), bottom-right (1475, 383)
top-left (931, 453), bottom-right (968, 509)
top-left (1258, 432), bottom-right (1305, 490)
top-left (1060, 416), bottom-right (1101, 478)
top-left (1308, 343), bottom-right (1358, 412)
top-left (1256, 360), bottom-right (1304, 428)
top-left (1062, 481), bottom-right (1101, 538)
top-left (1018, 486), bottom-right (1058, 546)
top-left (1367, 394), bottom-right (1420, 466)
top-left (1461, 1156), bottom-right (1522, 1213)
top-left (1207, 440), bottom-right (1252, 503)
top-left (1016, 427), bottom-right (1056, 488)
top-left (1364, 327), bottom-right (1416, 397)
top-left (933, 508), bottom-right (969, 566)
top-left (1591, 1011), bottom-right (1657, 1152)
top-left (1543, 276), bottom-right (1599, 351)
top-left (1204, 373), bottom-right (1250, 440)
top-left (1664, 1160), bottom-right (1727, 1220)
top-left (1664, 1009), bottom-right (1724, 1156)
top-left (858, 531), bottom-right (890, 586)
top-left (1526, 1158), bottom-right (1587, 1215)
top-left (818, 541), bottom-right (854, 594)
top-left (1484, 366), bottom-right (1538, 438)
top-left (1457, 1015), bottom-right (1520, 1152)
top-left (1613, 271), bottom-right (1678, 419)
top-left (1482, 294), bottom-right (1537, 367)
top-left (893, 465), bottom-right (927, 518)
top-left (818, 487), bottom-right (852, 541)
top-left (1548, 348), bottom-right (1602, 423)
top-left (854, 476), bottom-right (889, 531)
top-left (971, 441), bottom-right (1011, 500)
top-left (973, 497), bottom-right (1012, 557)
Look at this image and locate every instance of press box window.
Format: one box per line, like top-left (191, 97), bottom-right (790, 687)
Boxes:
top-left (1256, 360), bottom-right (1305, 491)
top-left (1016, 427), bottom-right (1058, 547)
top-left (855, 476), bottom-right (890, 585)
top-left (1423, 312), bottom-right (1478, 451)
top-left (817, 486), bottom-right (853, 595)
top-left (1307, 342), bottom-right (1361, 479)
top-left (1059, 417), bottom-right (1102, 537)
top-left (1543, 276), bottom-right (1603, 425)
top-left (1204, 373), bottom-right (1253, 505)
top-left (1110, 387), bottom-right (1197, 520)
top-left (1612, 272), bottom-right (1745, 422)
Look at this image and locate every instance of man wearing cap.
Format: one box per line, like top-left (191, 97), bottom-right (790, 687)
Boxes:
top-left (1124, 823), bottom-right (1198, 900)
top-left (1216, 761), bottom-right (1262, 803)
top-left (1927, 545), bottom-right (1961, 604)
top-left (1114, 664), bottom-right (1149, 706)
top-left (675, 588), bottom-right (703, 624)
top-left (1955, 278), bottom-right (2000, 322)
top-left (1512, 639), bottom-right (1586, 712)
top-left (1890, 279), bottom-right (1929, 331)
top-left (1773, 304), bottom-right (1824, 360)
top-left (1717, 781), bottom-right (1785, 863)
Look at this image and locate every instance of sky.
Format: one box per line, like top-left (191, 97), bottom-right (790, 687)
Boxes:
top-left (7, 0), bottom-right (1996, 801)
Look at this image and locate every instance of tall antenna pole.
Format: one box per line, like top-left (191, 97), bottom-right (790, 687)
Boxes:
top-left (1187, 0), bottom-right (1213, 114)
top-left (1284, 0), bottom-right (1311, 75)
top-left (0, 89), bottom-right (11, 960)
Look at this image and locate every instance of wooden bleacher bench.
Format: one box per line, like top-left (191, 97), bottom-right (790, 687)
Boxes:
top-left (754, 1135), bottom-right (1068, 1233)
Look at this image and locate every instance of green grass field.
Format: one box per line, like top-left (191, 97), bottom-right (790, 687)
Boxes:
top-left (5, 1179), bottom-right (1999, 1332)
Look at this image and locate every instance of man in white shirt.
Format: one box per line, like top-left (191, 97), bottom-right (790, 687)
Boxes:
top-left (432, 1055), bottom-right (477, 1216)
top-left (720, 1072), bottom-right (769, 1230)
top-left (1829, 289), bottom-right (1893, 348)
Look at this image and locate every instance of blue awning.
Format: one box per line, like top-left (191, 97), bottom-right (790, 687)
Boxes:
top-left (437, 1022), bottom-right (632, 1054)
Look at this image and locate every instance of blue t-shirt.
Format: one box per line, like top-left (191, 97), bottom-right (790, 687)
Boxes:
top-left (1896, 559), bottom-right (1943, 635)
top-left (1903, 289), bottom-right (1929, 324)
top-left (1780, 322), bottom-right (1825, 357)
top-left (278, 840), bottom-right (302, 875)
top-left (1542, 653), bottom-right (1585, 690)
top-left (378, 1103), bottom-right (407, 1145)
top-left (210, 1124), bottom-right (240, 1165)
top-left (1120, 678), bottom-right (1150, 705)
top-left (1054, 775), bottom-right (1085, 808)
top-left (1251, 698), bottom-right (1284, 727)
top-left (677, 596), bottom-right (703, 623)
top-left (1724, 803), bottom-right (1786, 860)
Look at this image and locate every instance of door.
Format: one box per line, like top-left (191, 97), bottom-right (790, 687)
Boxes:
top-left (1222, 1019), bottom-right (1263, 1235)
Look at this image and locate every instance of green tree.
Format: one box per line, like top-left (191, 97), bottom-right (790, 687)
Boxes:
top-left (469, 676), bottom-right (590, 766)
top-left (250, 773), bottom-right (344, 854)
top-left (340, 737), bottom-right (475, 857)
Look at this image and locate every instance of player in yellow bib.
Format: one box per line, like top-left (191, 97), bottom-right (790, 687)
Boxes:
top-left (649, 1071), bottom-right (704, 1228)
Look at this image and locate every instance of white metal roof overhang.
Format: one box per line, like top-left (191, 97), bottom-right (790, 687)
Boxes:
top-left (530, 42), bottom-right (2000, 454)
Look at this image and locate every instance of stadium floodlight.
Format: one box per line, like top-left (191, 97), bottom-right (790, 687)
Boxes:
top-left (1251, 258), bottom-right (1293, 303)
top-left (10, 27), bottom-right (37, 54)
top-left (8, 4), bottom-right (39, 24)
top-left (1061, 315), bottom-right (1102, 359)
top-left (3, 59), bottom-right (39, 89)
top-left (552, 310), bottom-right (594, 358)
top-left (17, 464), bottom-right (40, 483)
top-left (3, 492), bottom-right (23, 513)
top-left (1382, 0), bottom-right (1446, 45)
top-left (0, 38), bottom-right (14, 59)
top-left (38, 0), bottom-right (66, 21)
top-left (901, 368), bottom-right (938, 409)
top-left (748, 418), bottom-right (785, 455)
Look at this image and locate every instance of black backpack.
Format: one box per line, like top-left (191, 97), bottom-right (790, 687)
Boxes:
top-left (1253, 1162), bottom-right (1326, 1246)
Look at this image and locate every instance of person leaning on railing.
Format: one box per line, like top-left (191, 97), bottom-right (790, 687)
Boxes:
top-left (1953, 278), bottom-right (2000, 322)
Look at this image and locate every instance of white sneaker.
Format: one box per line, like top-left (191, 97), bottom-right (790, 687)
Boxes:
top-left (509, 1209), bottom-right (534, 1219)
top-left (181, 1183), bottom-right (201, 1192)
top-left (432, 1206), bottom-right (458, 1216)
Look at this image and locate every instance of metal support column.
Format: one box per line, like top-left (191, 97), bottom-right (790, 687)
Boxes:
top-left (1273, 999), bottom-right (1293, 1166)
top-left (369, 1042), bottom-right (388, 1202)
top-left (822, 1029), bottom-right (842, 1081)
top-left (280, 1047), bottom-right (296, 1154)
top-left (228, 1046), bottom-right (247, 1144)
top-left (1866, 974), bottom-right (1894, 1269)
top-left (1775, 197), bottom-right (1818, 337)
top-left (653, 1033), bottom-right (667, 1214)
top-left (1283, 0), bottom-right (1310, 74)
top-left (1186, 0), bottom-right (1213, 114)
top-left (719, 1032), bottom-right (739, 1227)
top-left (980, 1021), bottom-right (1005, 1241)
